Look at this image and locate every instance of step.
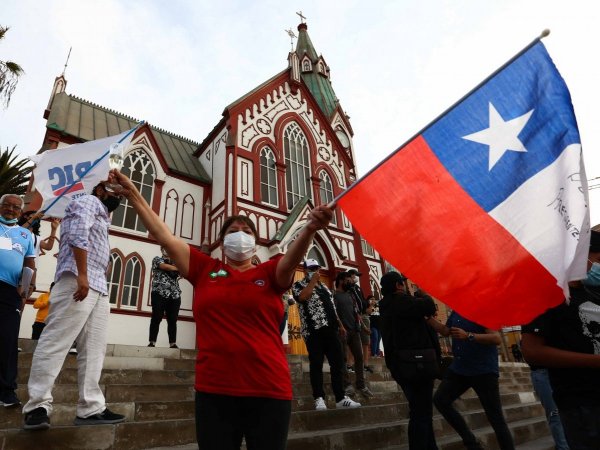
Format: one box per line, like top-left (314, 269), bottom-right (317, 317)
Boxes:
top-left (0, 419), bottom-right (196, 450)
top-left (17, 368), bottom-right (196, 386)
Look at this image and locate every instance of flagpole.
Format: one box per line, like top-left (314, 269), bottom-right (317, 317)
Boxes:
top-left (331, 29), bottom-right (551, 206)
top-left (40, 121), bottom-right (145, 216)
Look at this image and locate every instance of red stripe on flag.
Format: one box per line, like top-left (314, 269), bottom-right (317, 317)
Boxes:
top-left (53, 182), bottom-right (84, 197)
top-left (338, 135), bottom-right (563, 328)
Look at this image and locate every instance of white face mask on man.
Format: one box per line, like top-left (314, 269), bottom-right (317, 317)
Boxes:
top-left (223, 231), bottom-right (256, 261)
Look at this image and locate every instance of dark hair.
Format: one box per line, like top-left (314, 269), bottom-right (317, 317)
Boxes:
top-left (92, 182), bottom-right (105, 197)
top-left (380, 271), bottom-right (405, 296)
top-left (335, 271), bottom-right (351, 288)
top-left (218, 215), bottom-right (258, 242)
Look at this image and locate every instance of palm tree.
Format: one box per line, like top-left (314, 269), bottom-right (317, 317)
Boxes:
top-left (0, 26), bottom-right (24, 108)
top-left (0, 146), bottom-right (32, 197)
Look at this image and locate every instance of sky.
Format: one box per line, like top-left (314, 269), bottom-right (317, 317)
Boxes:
top-left (2, 0), bottom-right (600, 223)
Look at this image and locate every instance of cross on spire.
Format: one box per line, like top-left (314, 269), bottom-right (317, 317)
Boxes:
top-left (61, 47), bottom-right (72, 76)
top-left (296, 11), bottom-right (306, 24)
top-left (285, 28), bottom-right (297, 51)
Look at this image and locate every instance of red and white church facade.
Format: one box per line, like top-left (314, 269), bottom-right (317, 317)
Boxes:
top-left (21, 22), bottom-right (386, 351)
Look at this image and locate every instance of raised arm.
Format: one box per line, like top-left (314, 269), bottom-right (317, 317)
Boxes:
top-left (40, 218), bottom-right (60, 251)
top-left (275, 205), bottom-right (333, 289)
top-left (110, 170), bottom-right (190, 277)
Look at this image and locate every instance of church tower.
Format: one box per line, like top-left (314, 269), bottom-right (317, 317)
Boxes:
top-left (195, 19), bottom-right (384, 305)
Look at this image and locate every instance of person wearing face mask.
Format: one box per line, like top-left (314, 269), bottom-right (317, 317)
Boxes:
top-left (106, 169), bottom-right (334, 450)
top-left (23, 182), bottom-right (125, 430)
top-left (292, 262), bottom-right (361, 411)
top-left (148, 247), bottom-right (182, 348)
top-left (0, 194), bottom-right (36, 409)
top-left (521, 228), bottom-right (600, 449)
top-left (333, 271), bottom-right (374, 399)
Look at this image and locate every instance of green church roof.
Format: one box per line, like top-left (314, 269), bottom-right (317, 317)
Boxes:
top-left (295, 23), bottom-right (339, 119)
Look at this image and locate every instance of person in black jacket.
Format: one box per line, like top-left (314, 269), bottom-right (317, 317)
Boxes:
top-left (379, 272), bottom-right (439, 450)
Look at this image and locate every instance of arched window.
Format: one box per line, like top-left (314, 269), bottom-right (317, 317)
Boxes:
top-left (284, 123), bottom-right (311, 209)
top-left (302, 59), bottom-right (312, 72)
top-left (181, 194), bottom-right (195, 239)
top-left (370, 277), bottom-right (382, 300)
top-left (112, 149), bottom-right (156, 232)
top-left (108, 251), bottom-right (123, 305)
top-left (318, 170), bottom-right (336, 225)
top-left (164, 189), bottom-right (179, 234)
top-left (121, 256), bottom-right (142, 308)
top-left (260, 147), bottom-right (278, 206)
top-left (307, 245), bottom-right (327, 268)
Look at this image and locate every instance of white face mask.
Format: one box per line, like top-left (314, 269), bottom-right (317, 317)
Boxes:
top-left (223, 231), bottom-right (256, 261)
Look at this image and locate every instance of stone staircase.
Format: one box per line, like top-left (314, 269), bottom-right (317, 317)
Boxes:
top-left (0, 340), bottom-right (552, 449)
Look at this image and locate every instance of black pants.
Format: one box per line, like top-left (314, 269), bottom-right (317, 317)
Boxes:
top-left (304, 326), bottom-right (345, 402)
top-left (433, 369), bottom-right (515, 450)
top-left (397, 378), bottom-right (439, 450)
top-left (559, 404), bottom-right (600, 449)
top-left (0, 283), bottom-right (21, 399)
top-left (195, 391), bottom-right (291, 450)
top-left (149, 292), bottom-right (181, 343)
top-left (32, 321), bottom-right (46, 340)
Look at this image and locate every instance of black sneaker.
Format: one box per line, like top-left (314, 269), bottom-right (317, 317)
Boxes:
top-left (147, 342), bottom-right (155, 347)
top-left (346, 365), bottom-right (355, 373)
top-left (364, 365), bottom-right (374, 374)
top-left (169, 343), bottom-right (178, 349)
top-left (24, 407), bottom-right (50, 430)
top-left (0, 391), bottom-right (21, 408)
top-left (74, 408), bottom-right (125, 425)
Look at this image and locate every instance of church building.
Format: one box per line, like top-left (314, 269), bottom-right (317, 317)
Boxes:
top-left (22, 21), bottom-right (386, 352)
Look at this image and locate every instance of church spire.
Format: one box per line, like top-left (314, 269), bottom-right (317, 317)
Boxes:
top-left (291, 21), bottom-right (339, 119)
top-left (44, 48), bottom-right (71, 119)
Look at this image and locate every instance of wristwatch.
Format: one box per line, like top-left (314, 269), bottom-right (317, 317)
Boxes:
top-left (467, 333), bottom-right (475, 342)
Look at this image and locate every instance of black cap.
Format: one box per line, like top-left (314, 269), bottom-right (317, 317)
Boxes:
top-left (591, 229), bottom-right (600, 253)
top-left (347, 269), bottom-right (362, 277)
top-left (380, 271), bottom-right (406, 296)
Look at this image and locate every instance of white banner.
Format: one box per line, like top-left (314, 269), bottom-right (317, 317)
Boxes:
top-left (30, 130), bottom-right (135, 218)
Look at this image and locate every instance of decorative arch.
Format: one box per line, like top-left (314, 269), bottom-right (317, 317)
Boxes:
top-left (283, 122), bottom-right (312, 209)
top-left (259, 146), bottom-right (278, 207)
top-left (180, 194), bottom-right (195, 239)
top-left (120, 253), bottom-right (145, 310)
top-left (112, 149), bottom-right (156, 233)
top-left (163, 189), bottom-right (179, 234)
top-left (108, 249), bottom-right (125, 306)
top-left (306, 244), bottom-right (327, 268)
top-left (370, 277), bottom-right (382, 300)
top-left (318, 169), bottom-right (337, 225)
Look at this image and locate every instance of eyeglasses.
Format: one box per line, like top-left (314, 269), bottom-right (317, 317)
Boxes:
top-left (1, 203), bottom-right (22, 211)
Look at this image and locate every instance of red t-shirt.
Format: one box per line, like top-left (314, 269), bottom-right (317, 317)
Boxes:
top-left (186, 246), bottom-right (292, 400)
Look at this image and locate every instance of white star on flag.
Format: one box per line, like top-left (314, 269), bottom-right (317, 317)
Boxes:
top-left (463, 102), bottom-right (534, 170)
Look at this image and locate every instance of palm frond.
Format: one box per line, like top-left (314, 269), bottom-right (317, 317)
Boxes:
top-left (0, 146), bottom-right (32, 197)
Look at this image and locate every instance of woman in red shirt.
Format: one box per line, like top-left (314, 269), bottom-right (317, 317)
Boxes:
top-left (110, 169), bottom-right (333, 450)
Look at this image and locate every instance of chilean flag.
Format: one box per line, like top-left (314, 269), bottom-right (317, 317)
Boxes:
top-left (338, 41), bottom-right (590, 329)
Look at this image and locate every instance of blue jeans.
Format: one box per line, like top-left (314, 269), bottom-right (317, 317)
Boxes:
top-left (370, 326), bottom-right (381, 356)
top-left (530, 369), bottom-right (569, 450)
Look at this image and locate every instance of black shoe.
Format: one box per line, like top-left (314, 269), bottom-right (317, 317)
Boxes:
top-left (0, 391), bottom-right (21, 408)
top-left (147, 342), bottom-right (155, 347)
top-left (169, 343), bottom-right (178, 349)
top-left (24, 407), bottom-right (50, 430)
top-left (74, 408), bottom-right (125, 425)
top-left (364, 365), bottom-right (374, 374)
top-left (346, 365), bottom-right (355, 373)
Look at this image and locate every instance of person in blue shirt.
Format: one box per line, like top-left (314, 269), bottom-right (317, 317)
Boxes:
top-left (428, 311), bottom-right (515, 450)
top-left (0, 194), bottom-right (36, 408)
